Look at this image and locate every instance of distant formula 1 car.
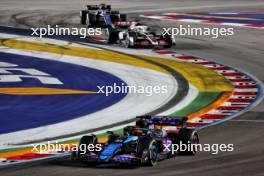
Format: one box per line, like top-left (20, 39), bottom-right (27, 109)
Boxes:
top-left (71, 115), bottom-right (199, 166)
top-left (80, 3), bottom-right (127, 28)
top-left (108, 22), bottom-right (176, 48)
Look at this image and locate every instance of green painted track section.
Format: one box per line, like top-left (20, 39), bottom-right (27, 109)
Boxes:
top-left (171, 92), bottom-right (220, 116)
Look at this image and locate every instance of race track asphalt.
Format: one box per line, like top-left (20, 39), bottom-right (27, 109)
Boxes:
top-left (0, 0), bottom-right (264, 175)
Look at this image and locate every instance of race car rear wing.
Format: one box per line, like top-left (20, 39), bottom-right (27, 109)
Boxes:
top-left (86, 4), bottom-right (111, 10)
top-left (136, 115), bottom-right (188, 127)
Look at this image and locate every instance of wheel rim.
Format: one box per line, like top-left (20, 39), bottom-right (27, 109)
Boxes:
top-left (151, 144), bottom-right (158, 161)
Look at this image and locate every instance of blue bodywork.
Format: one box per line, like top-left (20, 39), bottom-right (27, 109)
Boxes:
top-left (99, 11), bottom-right (113, 25)
top-left (104, 13), bottom-right (113, 25)
top-left (123, 136), bottom-right (138, 144)
top-left (98, 136), bottom-right (138, 161)
top-left (99, 143), bottom-right (121, 160)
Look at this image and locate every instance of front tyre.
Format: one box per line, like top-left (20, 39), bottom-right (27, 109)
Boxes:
top-left (137, 138), bottom-right (158, 166)
top-left (107, 29), bottom-right (119, 44)
top-left (80, 10), bottom-right (88, 25)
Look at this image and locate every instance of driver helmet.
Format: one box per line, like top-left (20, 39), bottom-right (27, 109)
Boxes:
top-left (134, 26), bottom-right (148, 33)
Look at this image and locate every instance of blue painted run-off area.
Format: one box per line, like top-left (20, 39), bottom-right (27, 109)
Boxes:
top-left (0, 52), bottom-right (127, 134)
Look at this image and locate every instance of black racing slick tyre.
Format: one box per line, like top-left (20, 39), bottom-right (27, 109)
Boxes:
top-left (88, 14), bottom-right (96, 27)
top-left (77, 135), bottom-right (98, 166)
top-left (107, 29), bottom-right (119, 44)
top-left (161, 33), bottom-right (174, 48)
top-left (80, 10), bottom-right (88, 25)
top-left (178, 128), bottom-right (199, 155)
top-left (71, 135), bottom-right (97, 160)
top-left (78, 135), bottom-right (97, 156)
top-left (137, 138), bottom-right (158, 166)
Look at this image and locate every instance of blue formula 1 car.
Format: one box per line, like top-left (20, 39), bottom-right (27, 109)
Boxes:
top-left (80, 4), bottom-right (127, 28)
top-left (71, 116), bottom-right (199, 166)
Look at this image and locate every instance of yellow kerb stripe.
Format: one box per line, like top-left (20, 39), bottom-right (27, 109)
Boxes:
top-left (0, 87), bottom-right (96, 95)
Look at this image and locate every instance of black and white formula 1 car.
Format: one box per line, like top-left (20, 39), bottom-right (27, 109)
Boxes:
top-left (80, 4), bottom-right (127, 28)
top-left (107, 22), bottom-right (176, 48)
top-left (71, 115), bottom-right (199, 166)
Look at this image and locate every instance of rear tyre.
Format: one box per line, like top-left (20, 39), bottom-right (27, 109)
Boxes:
top-left (88, 14), bottom-right (96, 27)
top-left (161, 33), bottom-right (174, 48)
top-left (178, 129), bottom-right (199, 155)
top-left (78, 135), bottom-right (97, 155)
top-left (137, 138), bottom-right (158, 166)
top-left (80, 10), bottom-right (88, 25)
top-left (78, 135), bottom-right (98, 166)
top-left (107, 29), bottom-right (119, 44)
